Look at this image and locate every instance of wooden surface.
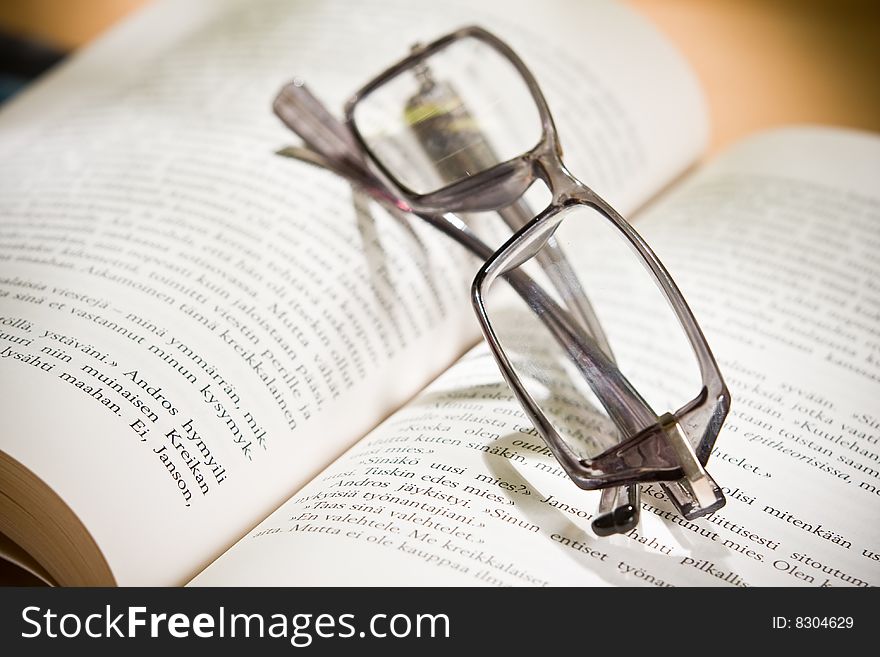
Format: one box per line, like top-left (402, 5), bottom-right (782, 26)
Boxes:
top-left (629, 0), bottom-right (880, 154)
top-left (1, 0), bottom-right (878, 155)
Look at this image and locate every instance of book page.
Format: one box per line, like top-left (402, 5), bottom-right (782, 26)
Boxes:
top-left (192, 127), bottom-right (880, 586)
top-left (0, 0), bottom-right (707, 584)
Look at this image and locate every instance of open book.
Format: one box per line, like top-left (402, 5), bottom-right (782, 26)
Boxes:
top-left (1, 0), bottom-right (877, 587)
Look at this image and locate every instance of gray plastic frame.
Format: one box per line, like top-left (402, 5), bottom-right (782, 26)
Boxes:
top-left (345, 26), bottom-right (731, 515)
top-left (274, 25), bottom-right (731, 533)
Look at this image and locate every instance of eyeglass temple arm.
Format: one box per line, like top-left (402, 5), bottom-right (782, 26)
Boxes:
top-left (498, 202), bottom-right (613, 358)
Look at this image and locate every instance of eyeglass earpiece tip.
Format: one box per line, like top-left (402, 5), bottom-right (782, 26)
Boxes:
top-left (591, 504), bottom-right (638, 537)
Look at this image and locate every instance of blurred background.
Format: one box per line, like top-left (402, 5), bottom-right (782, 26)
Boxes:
top-left (0, 0), bottom-right (878, 155)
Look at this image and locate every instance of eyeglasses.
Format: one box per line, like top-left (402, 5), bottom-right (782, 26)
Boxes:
top-left (273, 25), bottom-right (731, 536)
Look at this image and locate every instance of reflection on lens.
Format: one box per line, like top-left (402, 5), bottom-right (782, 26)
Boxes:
top-left (405, 66), bottom-right (498, 185)
top-left (353, 36), bottom-right (543, 194)
top-left (484, 204), bottom-right (703, 461)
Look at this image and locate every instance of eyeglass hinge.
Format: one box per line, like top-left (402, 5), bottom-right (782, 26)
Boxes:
top-left (657, 413), bottom-right (726, 520)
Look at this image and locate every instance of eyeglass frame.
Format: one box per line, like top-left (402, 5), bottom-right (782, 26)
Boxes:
top-left (274, 24), bottom-right (731, 530)
top-left (341, 25), bottom-right (731, 519)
